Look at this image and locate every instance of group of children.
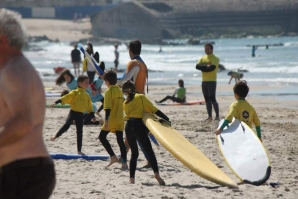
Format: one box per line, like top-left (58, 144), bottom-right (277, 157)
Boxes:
top-left (50, 48), bottom-right (261, 184)
top-left (51, 69), bottom-right (168, 185)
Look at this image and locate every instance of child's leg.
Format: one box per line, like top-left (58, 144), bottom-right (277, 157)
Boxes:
top-left (51, 110), bottom-right (74, 140)
top-left (125, 122), bottom-right (139, 182)
top-left (136, 130), bottom-right (165, 185)
top-left (99, 130), bottom-right (118, 166)
top-left (116, 131), bottom-right (128, 169)
top-left (74, 112), bottom-right (84, 153)
top-left (97, 98), bottom-right (104, 113)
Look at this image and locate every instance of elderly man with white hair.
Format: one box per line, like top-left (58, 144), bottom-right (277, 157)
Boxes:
top-left (0, 9), bottom-right (56, 199)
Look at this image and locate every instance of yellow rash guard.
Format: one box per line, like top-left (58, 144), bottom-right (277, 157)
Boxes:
top-left (198, 54), bottom-right (219, 81)
top-left (102, 85), bottom-right (124, 132)
top-left (60, 87), bottom-right (93, 113)
top-left (123, 94), bottom-right (158, 121)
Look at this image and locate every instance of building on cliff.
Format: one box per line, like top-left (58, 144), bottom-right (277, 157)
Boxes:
top-left (91, 0), bottom-right (298, 40)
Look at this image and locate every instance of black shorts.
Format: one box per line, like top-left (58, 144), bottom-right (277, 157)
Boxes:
top-left (0, 157), bottom-right (56, 199)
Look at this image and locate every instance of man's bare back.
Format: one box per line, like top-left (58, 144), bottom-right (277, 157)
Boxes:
top-left (0, 54), bottom-right (49, 167)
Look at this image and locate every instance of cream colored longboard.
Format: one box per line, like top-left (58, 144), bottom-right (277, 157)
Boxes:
top-left (217, 119), bottom-right (271, 186)
top-left (142, 113), bottom-right (238, 188)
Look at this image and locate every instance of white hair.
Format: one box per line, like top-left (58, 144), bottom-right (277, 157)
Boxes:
top-left (0, 8), bottom-right (27, 49)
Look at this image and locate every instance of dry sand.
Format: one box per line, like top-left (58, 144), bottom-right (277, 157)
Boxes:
top-left (44, 82), bottom-right (298, 199)
top-left (23, 18), bottom-right (298, 199)
top-left (22, 18), bottom-right (92, 42)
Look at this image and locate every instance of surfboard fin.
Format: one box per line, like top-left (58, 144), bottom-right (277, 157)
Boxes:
top-left (243, 166), bottom-right (271, 186)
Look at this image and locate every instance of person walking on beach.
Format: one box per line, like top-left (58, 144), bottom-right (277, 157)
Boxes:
top-left (99, 70), bottom-right (128, 169)
top-left (155, 79), bottom-right (186, 103)
top-left (0, 9), bottom-right (55, 198)
top-left (122, 80), bottom-right (168, 185)
top-left (195, 43), bottom-right (220, 121)
top-left (114, 43), bottom-right (119, 71)
top-left (71, 44), bottom-right (81, 77)
top-left (215, 81), bottom-right (262, 141)
top-left (50, 75), bottom-right (96, 155)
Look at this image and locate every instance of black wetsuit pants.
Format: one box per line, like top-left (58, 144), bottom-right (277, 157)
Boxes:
top-left (87, 71), bottom-right (96, 84)
top-left (55, 110), bottom-right (84, 152)
top-left (0, 157), bottom-right (56, 199)
top-left (125, 119), bottom-right (159, 178)
top-left (201, 81), bottom-right (219, 118)
top-left (99, 130), bottom-right (127, 163)
top-left (96, 98), bottom-right (104, 113)
top-left (158, 96), bottom-right (185, 103)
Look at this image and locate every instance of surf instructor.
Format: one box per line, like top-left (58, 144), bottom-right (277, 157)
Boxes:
top-left (0, 9), bottom-right (55, 198)
top-left (196, 43), bottom-right (220, 121)
top-left (121, 39), bottom-right (148, 94)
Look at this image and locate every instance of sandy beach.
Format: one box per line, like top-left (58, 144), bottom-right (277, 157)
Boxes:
top-left (22, 18), bottom-right (298, 198)
top-left (44, 82), bottom-right (298, 199)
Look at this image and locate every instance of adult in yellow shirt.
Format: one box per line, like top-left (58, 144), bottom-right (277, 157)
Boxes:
top-left (99, 70), bottom-right (128, 169)
top-left (196, 43), bottom-right (220, 121)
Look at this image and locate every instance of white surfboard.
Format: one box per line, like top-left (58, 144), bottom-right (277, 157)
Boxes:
top-left (216, 119), bottom-right (271, 186)
top-left (77, 43), bottom-right (104, 75)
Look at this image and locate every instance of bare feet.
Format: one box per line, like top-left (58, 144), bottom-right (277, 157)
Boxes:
top-left (129, 178), bottom-right (135, 184)
top-left (50, 137), bottom-right (56, 141)
top-left (155, 173), bottom-right (166, 186)
top-left (205, 117), bottom-right (212, 122)
top-left (121, 163), bottom-right (128, 170)
top-left (106, 155), bottom-right (118, 167)
top-left (78, 151), bottom-right (85, 155)
top-left (142, 162), bottom-right (151, 169)
top-left (214, 117), bottom-right (220, 121)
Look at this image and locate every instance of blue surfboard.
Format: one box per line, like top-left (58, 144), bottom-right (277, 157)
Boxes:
top-left (50, 153), bottom-right (109, 160)
top-left (77, 43), bottom-right (104, 75)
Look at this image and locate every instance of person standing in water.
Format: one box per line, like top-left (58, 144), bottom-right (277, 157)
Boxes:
top-left (0, 8), bottom-right (55, 198)
top-left (195, 43), bottom-right (220, 121)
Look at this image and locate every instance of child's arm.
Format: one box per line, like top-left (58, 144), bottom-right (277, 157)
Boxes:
top-left (228, 76), bottom-right (233, 84)
top-left (215, 104), bottom-right (235, 135)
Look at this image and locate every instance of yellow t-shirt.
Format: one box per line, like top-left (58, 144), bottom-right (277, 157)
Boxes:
top-left (225, 99), bottom-right (260, 128)
top-left (61, 87), bottom-right (93, 113)
top-left (198, 54), bottom-right (219, 82)
top-left (102, 85), bottom-right (124, 132)
top-left (123, 94), bottom-right (158, 121)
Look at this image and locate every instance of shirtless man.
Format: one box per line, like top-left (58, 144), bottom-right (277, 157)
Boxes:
top-left (0, 9), bottom-right (55, 198)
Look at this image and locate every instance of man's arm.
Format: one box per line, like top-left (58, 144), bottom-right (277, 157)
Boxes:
top-left (0, 66), bottom-right (35, 147)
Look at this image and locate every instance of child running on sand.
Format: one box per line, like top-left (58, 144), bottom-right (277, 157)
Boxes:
top-left (98, 70), bottom-right (128, 169)
top-left (215, 80), bottom-right (262, 141)
top-left (50, 75), bottom-right (96, 155)
top-left (155, 79), bottom-right (186, 103)
top-left (122, 80), bottom-right (169, 185)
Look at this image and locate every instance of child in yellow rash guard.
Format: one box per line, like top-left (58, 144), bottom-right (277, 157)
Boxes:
top-left (98, 70), bottom-right (128, 169)
top-left (122, 80), bottom-right (169, 185)
top-left (50, 75), bottom-right (95, 155)
top-left (215, 81), bottom-right (262, 141)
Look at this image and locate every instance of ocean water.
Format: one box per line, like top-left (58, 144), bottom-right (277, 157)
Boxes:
top-left (24, 36), bottom-right (298, 100)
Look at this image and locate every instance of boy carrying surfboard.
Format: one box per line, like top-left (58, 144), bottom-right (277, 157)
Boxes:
top-left (215, 80), bottom-right (262, 141)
